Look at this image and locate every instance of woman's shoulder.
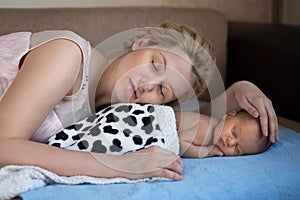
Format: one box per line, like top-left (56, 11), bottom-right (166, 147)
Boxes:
top-left (30, 30), bottom-right (91, 64)
top-left (30, 30), bottom-right (90, 52)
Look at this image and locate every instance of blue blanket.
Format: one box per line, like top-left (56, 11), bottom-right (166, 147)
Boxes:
top-left (21, 126), bottom-right (300, 200)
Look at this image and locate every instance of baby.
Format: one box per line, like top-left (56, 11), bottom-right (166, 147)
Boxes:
top-left (177, 110), bottom-right (272, 158)
top-left (47, 103), bottom-right (271, 158)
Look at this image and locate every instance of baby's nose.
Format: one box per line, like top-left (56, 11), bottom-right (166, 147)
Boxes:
top-left (226, 137), bottom-right (237, 147)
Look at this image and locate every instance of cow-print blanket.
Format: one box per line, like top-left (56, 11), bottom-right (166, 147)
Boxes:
top-left (46, 103), bottom-right (179, 155)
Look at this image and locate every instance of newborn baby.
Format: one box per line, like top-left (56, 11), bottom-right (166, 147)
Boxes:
top-left (177, 110), bottom-right (272, 158)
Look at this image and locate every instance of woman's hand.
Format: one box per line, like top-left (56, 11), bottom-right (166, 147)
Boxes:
top-left (96, 146), bottom-right (184, 181)
top-left (227, 81), bottom-right (279, 142)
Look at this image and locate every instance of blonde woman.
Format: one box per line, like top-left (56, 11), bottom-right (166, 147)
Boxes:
top-left (0, 22), bottom-right (278, 180)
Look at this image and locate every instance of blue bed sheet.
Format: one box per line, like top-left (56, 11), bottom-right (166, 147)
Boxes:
top-left (21, 126), bottom-right (300, 200)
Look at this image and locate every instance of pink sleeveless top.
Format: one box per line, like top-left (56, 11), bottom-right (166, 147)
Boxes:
top-left (0, 31), bottom-right (92, 142)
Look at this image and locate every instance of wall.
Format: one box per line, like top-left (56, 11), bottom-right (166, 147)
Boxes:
top-left (0, 0), bottom-right (161, 8)
top-left (163, 0), bottom-right (275, 23)
top-left (0, 0), bottom-right (299, 25)
top-left (279, 0), bottom-right (300, 26)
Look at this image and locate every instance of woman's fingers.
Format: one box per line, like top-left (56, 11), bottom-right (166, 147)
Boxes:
top-left (230, 81), bottom-right (279, 143)
top-left (166, 155), bottom-right (184, 174)
top-left (247, 95), bottom-right (269, 136)
top-left (236, 93), bottom-right (259, 118)
top-left (265, 99), bottom-right (279, 142)
top-left (157, 168), bottom-right (183, 181)
top-left (247, 95), bottom-right (279, 142)
top-left (135, 146), bottom-right (184, 180)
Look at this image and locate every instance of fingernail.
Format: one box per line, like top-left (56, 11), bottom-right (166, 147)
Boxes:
top-left (253, 111), bottom-right (259, 117)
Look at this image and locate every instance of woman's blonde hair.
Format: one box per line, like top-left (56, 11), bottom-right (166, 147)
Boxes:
top-left (124, 21), bottom-right (216, 103)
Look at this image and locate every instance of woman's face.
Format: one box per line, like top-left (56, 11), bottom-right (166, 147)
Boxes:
top-left (110, 48), bottom-right (195, 105)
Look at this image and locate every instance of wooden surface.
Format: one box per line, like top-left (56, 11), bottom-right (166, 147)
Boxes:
top-left (278, 116), bottom-right (300, 133)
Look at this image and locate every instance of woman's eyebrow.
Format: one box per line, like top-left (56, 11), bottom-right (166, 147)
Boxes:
top-left (159, 52), bottom-right (167, 70)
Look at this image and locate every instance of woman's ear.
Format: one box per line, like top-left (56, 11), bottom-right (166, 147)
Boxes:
top-left (223, 111), bottom-right (237, 120)
top-left (132, 35), bottom-right (152, 50)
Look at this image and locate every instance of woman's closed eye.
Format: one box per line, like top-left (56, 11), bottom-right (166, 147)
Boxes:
top-left (151, 59), bottom-right (164, 73)
top-left (160, 84), bottom-right (164, 96)
top-left (151, 59), bottom-right (158, 71)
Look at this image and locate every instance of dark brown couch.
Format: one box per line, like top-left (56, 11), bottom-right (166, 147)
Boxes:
top-left (227, 22), bottom-right (300, 123)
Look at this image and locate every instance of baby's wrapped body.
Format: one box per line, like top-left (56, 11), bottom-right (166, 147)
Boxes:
top-left (47, 103), bottom-right (180, 155)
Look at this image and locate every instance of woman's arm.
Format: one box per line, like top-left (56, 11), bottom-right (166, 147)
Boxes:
top-left (0, 39), bottom-right (183, 180)
top-left (200, 81), bottom-right (278, 142)
top-left (0, 138), bottom-right (183, 180)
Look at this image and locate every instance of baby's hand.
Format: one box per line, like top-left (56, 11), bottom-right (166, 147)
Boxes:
top-left (206, 145), bottom-right (224, 157)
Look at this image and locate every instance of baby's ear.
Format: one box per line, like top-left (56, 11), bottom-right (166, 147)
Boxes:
top-left (223, 111), bottom-right (237, 120)
top-left (132, 35), bottom-right (153, 50)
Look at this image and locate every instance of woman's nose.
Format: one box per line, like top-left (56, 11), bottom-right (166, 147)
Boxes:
top-left (142, 82), bottom-right (157, 92)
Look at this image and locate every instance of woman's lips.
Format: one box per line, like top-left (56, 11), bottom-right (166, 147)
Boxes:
top-left (129, 78), bottom-right (137, 99)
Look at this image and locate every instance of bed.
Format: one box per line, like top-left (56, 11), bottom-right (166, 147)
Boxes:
top-left (1, 7), bottom-right (299, 200)
top-left (16, 125), bottom-right (300, 200)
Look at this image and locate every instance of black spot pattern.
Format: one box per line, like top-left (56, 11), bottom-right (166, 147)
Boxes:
top-left (82, 125), bottom-right (93, 132)
top-left (115, 105), bottom-right (132, 112)
top-left (48, 103), bottom-right (166, 155)
top-left (106, 113), bottom-right (119, 123)
top-left (141, 115), bottom-right (154, 134)
top-left (145, 137), bottom-right (158, 146)
top-left (65, 124), bottom-right (83, 131)
top-left (103, 125), bottom-right (119, 135)
top-left (132, 110), bottom-right (145, 115)
top-left (72, 133), bottom-right (85, 140)
top-left (88, 124), bottom-right (101, 136)
top-left (133, 135), bottom-right (143, 145)
top-left (123, 129), bottom-right (132, 137)
top-left (51, 143), bottom-right (61, 148)
top-left (110, 139), bottom-right (123, 152)
top-left (86, 115), bottom-right (97, 123)
top-left (97, 116), bottom-right (103, 123)
top-left (77, 140), bottom-right (89, 150)
top-left (91, 140), bottom-right (107, 153)
top-left (156, 124), bottom-right (161, 131)
top-left (55, 132), bottom-right (69, 141)
top-left (147, 105), bottom-right (155, 113)
top-left (123, 115), bottom-right (137, 126)
top-left (101, 106), bottom-right (113, 114)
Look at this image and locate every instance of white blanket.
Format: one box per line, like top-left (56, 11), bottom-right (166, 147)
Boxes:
top-left (0, 165), bottom-right (169, 200)
top-left (0, 104), bottom-right (179, 200)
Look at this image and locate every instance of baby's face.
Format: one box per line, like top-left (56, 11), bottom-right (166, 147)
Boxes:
top-left (213, 114), bottom-right (263, 156)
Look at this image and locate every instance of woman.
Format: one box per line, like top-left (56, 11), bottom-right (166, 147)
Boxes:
top-left (0, 22), bottom-right (278, 181)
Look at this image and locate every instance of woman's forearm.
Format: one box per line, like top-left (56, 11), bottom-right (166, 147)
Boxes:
top-left (0, 137), bottom-right (184, 181)
top-left (0, 138), bottom-right (116, 178)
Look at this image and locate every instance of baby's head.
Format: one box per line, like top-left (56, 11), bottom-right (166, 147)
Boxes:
top-left (213, 110), bottom-right (272, 156)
